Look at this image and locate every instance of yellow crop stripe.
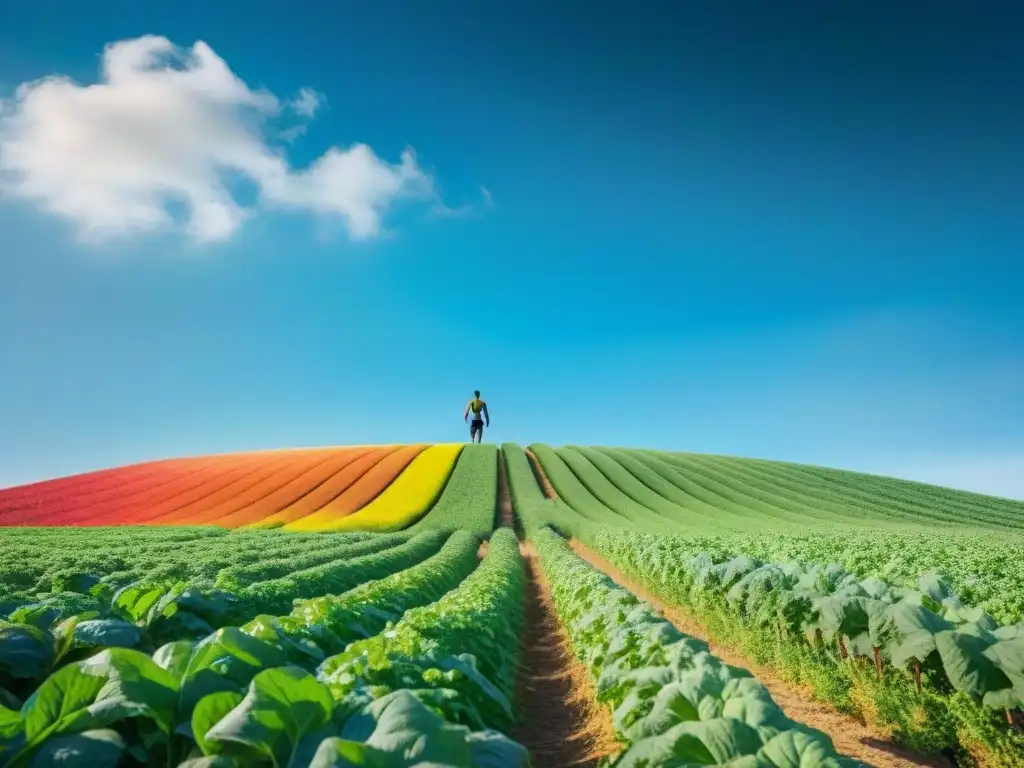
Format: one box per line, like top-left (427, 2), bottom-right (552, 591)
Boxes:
top-left (306, 443), bottom-right (464, 533)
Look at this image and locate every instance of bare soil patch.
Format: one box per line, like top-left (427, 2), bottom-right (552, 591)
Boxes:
top-left (513, 542), bottom-right (620, 768)
top-left (568, 539), bottom-right (952, 768)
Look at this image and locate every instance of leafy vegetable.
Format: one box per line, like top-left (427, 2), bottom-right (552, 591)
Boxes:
top-left (528, 525), bottom-right (862, 766)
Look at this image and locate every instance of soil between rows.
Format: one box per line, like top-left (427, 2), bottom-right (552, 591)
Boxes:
top-left (512, 543), bottom-right (619, 768)
top-left (568, 539), bottom-right (953, 768)
top-left (496, 449), bottom-right (618, 766)
top-left (496, 451), bottom-right (517, 530)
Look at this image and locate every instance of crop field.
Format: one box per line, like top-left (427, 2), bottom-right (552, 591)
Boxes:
top-left (1, 443), bottom-right (1024, 766)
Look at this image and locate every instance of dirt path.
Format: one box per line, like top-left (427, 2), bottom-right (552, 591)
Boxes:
top-left (525, 448), bottom-right (559, 499)
top-left (498, 450), bottom-right (619, 766)
top-left (568, 540), bottom-right (953, 768)
top-left (512, 542), bottom-right (620, 767)
top-left (496, 449), bottom-right (516, 530)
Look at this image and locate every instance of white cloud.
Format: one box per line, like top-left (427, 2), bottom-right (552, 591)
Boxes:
top-left (0, 35), bottom-right (435, 243)
top-left (288, 87), bottom-right (323, 118)
top-left (428, 185), bottom-right (495, 219)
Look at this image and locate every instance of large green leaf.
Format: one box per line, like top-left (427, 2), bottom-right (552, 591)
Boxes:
top-left (0, 703), bottom-right (25, 763)
top-left (191, 691), bottom-right (245, 754)
top-left (187, 628), bottom-right (287, 682)
top-left (307, 738), bottom-right (390, 767)
top-left (17, 647), bottom-right (178, 759)
top-left (612, 723), bottom-right (716, 765)
top-left (241, 615), bottom-right (324, 666)
top-left (202, 666), bottom-right (335, 767)
top-left (622, 681), bottom-right (699, 741)
top-left (0, 622), bottom-right (55, 681)
top-left (0, 704), bottom-right (22, 738)
top-left (52, 616), bottom-right (85, 666)
top-left (933, 626), bottom-right (1012, 699)
top-left (721, 693), bottom-right (792, 732)
top-left (465, 730), bottom-right (529, 768)
top-left (918, 573), bottom-right (954, 606)
top-left (7, 604), bottom-right (65, 631)
top-left (812, 595), bottom-right (869, 643)
top-left (613, 718), bottom-right (764, 766)
top-left (71, 620), bottom-right (144, 651)
top-left (432, 654), bottom-right (513, 724)
top-left (174, 588), bottom-right (238, 626)
top-left (982, 633), bottom-right (1024, 709)
top-left (155, 638), bottom-right (244, 729)
top-left (598, 661), bottom-right (675, 707)
top-left (172, 628), bottom-right (288, 722)
top-left (153, 640), bottom-right (199, 680)
top-left (339, 690), bottom-right (491, 766)
top-left (885, 602), bottom-right (953, 669)
top-left (865, 599), bottom-right (896, 649)
top-left (19, 660), bottom-right (109, 744)
top-left (328, 683), bottom-right (519, 766)
top-left (111, 585), bottom-right (166, 624)
top-left (757, 728), bottom-right (847, 768)
top-left (26, 728), bottom-right (124, 767)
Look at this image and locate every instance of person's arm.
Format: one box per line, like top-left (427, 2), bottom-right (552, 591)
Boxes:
top-left (463, 401), bottom-right (471, 422)
top-left (482, 402), bottom-right (490, 426)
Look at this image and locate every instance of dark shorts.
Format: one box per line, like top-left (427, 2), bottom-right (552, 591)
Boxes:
top-left (470, 419), bottom-right (484, 438)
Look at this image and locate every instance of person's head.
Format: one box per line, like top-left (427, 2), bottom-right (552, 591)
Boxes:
top-left (474, 390), bottom-right (480, 399)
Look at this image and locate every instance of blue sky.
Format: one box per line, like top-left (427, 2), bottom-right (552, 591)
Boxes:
top-left (1, 1), bottom-right (1022, 498)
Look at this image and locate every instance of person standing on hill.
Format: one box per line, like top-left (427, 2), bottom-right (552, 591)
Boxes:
top-left (464, 390), bottom-right (490, 443)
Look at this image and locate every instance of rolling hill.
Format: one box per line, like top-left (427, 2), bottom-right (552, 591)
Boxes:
top-left (1, 443), bottom-right (1022, 767)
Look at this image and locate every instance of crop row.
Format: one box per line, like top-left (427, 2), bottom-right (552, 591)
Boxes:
top-left (523, 443), bottom-right (1024, 624)
top-left (0, 445), bottom-right (425, 529)
top-left (290, 444), bottom-right (463, 533)
top-left (132, 444), bottom-right (412, 529)
top-left (0, 530), bottom-right (382, 606)
top-left (0, 532), bottom-right (451, 702)
top-left (0, 445), bottom-right (499, 607)
top-left (528, 515), bottom-right (860, 765)
top-left (0, 527), bottom-right (532, 766)
top-left (111, 449), bottom-right (353, 527)
top-left (0, 443), bottom-right (494, 533)
top-left (506, 442), bottom-right (1024, 764)
top-left (143, 450), bottom-right (380, 527)
top-left (656, 451), bottom-right (1024, 531)
top-left (256, 445), bottom-right (423, 529)
top-left (130, 445), bottom-right (416, 528)
top-left (158, 445), bottom-right (417, 530)
top-left (652, 527), bottom-right (1024, 625)
top-left (506, 443), bottom-right (859, 764)
top-left (319, 527), bottom-right (524, 729)
top-left (533, 443), bottom-right (1024, 535)
top-left (0, 455), bottom-right (215, 513)
top-left (583, 528), bottom-right (1024, 764)
top-left (676, 450), bottom-right (1024, 521)
top-left (406, 443), bottom-right (500, 536)
top-left (0, 449), bottom-right (344, 527)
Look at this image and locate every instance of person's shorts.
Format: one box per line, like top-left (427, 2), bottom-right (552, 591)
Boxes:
top-left (470, 419), bottom-right (484, 438)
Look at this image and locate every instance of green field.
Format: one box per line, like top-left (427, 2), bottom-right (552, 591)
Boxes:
top-left (1, 443), bottom-right (1023, 767)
